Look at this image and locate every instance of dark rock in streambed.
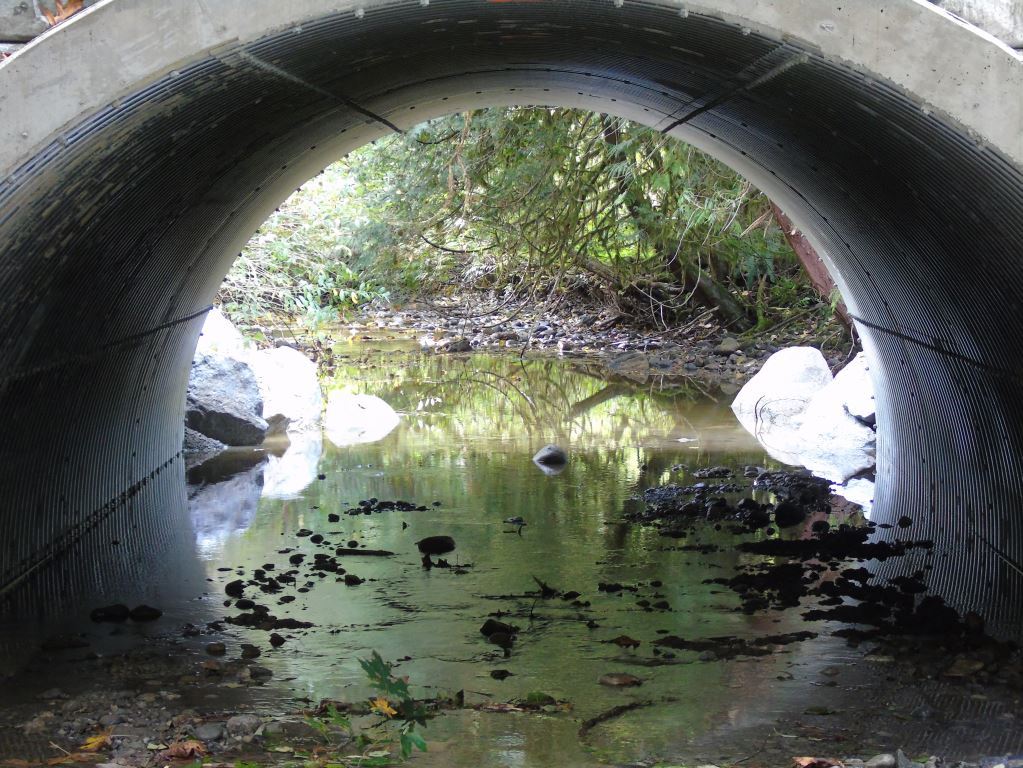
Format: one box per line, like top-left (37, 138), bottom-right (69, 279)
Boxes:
top-left (693, 466), bottom-right (732, 478)
top-left (225, 579), bottom-right (245, 598)
top-left (193, 722), bottom-right (225, 742)
top-left (773, 500), bottom-right (806, 528)
top-left (206, 642), bottom-right (227, 656)
top-left (416, 535), bottom-right (456, 567)
top-left (532, 444), bottom-right (568, 467)
top-left (481, 619), bottom-right (520, 637)
top-left (706, 562), bottom-right (809, 612)
top-left (334, 547), bottom-right (394, 556)
top-left (488, 632), bottom-right (515, 657)
top-left (90, 604), bottom-right (130, 622)
top-left (605, 351), bottom-right (650, 382)
top-left (490, 669), bottom-right (513, 680)
top-left (736, 498), bottom-right (770, 528)
top-left (753, 469), bottom-right (833, 509)
top-left (740, 524), bottom-right (930, 562)
top-left (129, 604), bottom-right (163, 622)
top-left (655, 630), bottom-right (816, 659)
top-left (416, 535), bottom-right (455, 555)
top-left (607, 635), bottom-right (641, 650)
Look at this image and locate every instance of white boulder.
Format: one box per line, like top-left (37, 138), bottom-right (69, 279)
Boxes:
top-left (731, 347), bottom-right (878, 486)
top-left (797, 354), bottom-right (877, 482)
top-left (730, 347), bottom-right (834, 465)
top-left (248, 346), bottom-right (323, 433)
top-left (837, 352), bottom-right (876, 421)
top-left (324, 393), bottom-right (400, 446)
top-left (190, 309), bottom-right (323, 440)
top-left (195, 307), bottom-right (253, 360)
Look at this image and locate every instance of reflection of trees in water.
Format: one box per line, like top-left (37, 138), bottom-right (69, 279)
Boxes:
top-left (324, 349), bottom-right (728, 450)
top-left (312, 348), bottom-right (772, 564)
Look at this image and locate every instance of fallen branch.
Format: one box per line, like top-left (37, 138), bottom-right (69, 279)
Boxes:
top-left (578, 700), bottom-right (655, 737)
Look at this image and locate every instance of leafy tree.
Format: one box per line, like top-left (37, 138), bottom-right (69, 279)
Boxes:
top-left (222, 107), bottom-right (822, 331)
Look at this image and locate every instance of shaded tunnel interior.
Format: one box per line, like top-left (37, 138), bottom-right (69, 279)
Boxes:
top-left (1, 1), bottom-right (1022, 634)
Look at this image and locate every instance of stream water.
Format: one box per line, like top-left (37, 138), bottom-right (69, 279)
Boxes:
top-left (1, 334), bottom-right (1021, 765)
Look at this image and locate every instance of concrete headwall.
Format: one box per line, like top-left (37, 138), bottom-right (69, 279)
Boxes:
top-left (932, 0), bottom-right (1023, 47)
top-left (4, 0), bottom-right (1022, 48)
top-left (0, 0), bottom-right (100, 44)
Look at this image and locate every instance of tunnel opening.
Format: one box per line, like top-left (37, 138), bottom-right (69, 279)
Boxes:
top-left (217, 105), bottom-right (853, 348)
top-left (1, 2), bottom-right (1023, 758)
top-left (0, 0), bottom-right (1020, 628)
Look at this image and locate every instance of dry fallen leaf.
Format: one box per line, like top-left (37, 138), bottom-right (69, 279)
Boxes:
top-left (78, 729), bottom-right (112, 753)
top-left (41, 0), bottom-right (84, 26)
top-left (793, 758), bottom-right (844, 768)
top-left (159, 741), bottom-right (206, 760)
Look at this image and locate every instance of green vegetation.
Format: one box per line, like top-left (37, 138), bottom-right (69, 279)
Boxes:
top-left (358, 652), bottom-right (428, 759)
top-left (221, 107), bottom-right (830, 332)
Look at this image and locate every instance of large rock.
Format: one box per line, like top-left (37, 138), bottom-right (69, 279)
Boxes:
top-left (194, 307), bottom-right (252, 361)
top-left (248, 346), bottom-right (322, 433)
top-left (186, 353), bottom-right (268, 446)
top-left (182, 427), bottom-right (226, 468)
top-left (732, 348), bottom-right (878, 486)
top-left (533, 444), bottom-right (568, 466)
top-left (838, 352), bottom-right (876, 422)
top-left (324, 393), bottom-right (400, 446)
top-left (606, 351), bottom-right (650, 382)
top-left (797, 354), bottom-right (877, 482)
top-left (730, 347), bottom-right (834, 465)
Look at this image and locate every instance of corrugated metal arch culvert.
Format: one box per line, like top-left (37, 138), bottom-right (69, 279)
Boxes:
top-left (0, 0), bottom-right (1022, 633)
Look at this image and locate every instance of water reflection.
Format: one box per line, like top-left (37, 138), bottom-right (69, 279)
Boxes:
top-left (175, 339), bottom-right (1023, 762)
top-left (187, 451), bottom-right (266, 558)
top-left (263, 431), bottom-right (322, 499)
top-left (183, 341), bottom-right (812, 764)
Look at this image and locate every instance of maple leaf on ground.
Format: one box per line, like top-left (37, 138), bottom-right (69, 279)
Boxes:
top-left (370, 697), bottom-right (397, 718)
top-left (41, 0), bottom-right (85, 26)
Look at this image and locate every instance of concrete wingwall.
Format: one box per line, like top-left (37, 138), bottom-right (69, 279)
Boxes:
top-left (0, 0), bottom-right (1022, 637)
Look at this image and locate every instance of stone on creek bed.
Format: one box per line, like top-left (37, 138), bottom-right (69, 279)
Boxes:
top-left (599, 672), bottom-right (642, 687)
top-left (532, 444), bottom-right (568, 466)
top-left (186, 353), bottom-right (268, 446)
